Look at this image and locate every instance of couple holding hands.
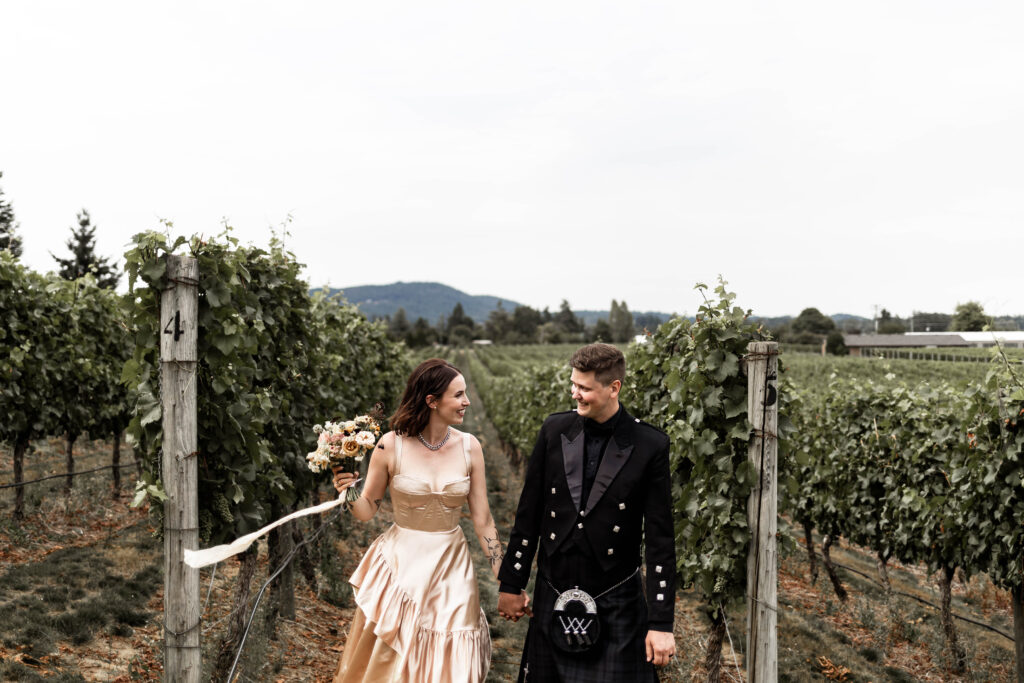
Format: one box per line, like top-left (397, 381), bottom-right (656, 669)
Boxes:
top-left (331, 344), bottom-right (676, 682)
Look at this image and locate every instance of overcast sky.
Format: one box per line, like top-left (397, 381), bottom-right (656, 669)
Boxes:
top-left (2, 1), bottom-right (1021, 318)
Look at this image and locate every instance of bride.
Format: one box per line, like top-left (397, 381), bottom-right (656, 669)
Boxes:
top-left (331, 358), bottom-right (517, 682)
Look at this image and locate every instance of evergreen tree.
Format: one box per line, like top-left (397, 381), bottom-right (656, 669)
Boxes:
top-left (510, 305), bottom-right (543, 344)
top-left (0, 172), bottom-right (23, 258)
top-left (407, 317), bottom-right (437, 348)
top-left (592, 319), bottom-right (612, 342)
top-left (554, 300), bottom-right (583, 337)
top-left (389, 307), bottom-right (411, 341)
top-left (609, 299), bottom-right (635, 343)
top-left (446, 303), bottom-right (474, 334)
top-left (52, 209), bottom-right (119, 288)
top-left (485, 303), bottom-right (513, 343)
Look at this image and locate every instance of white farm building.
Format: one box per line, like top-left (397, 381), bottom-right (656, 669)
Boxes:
top-left (843, 331), bottom-right (1024, 357)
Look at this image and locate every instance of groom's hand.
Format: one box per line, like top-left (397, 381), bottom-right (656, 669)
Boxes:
top-left (497, 591), bottom-right (532, 622)
top-left (645, 629), bottom-right (675, 666)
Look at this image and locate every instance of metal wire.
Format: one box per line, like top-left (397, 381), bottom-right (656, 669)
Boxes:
top-left (0, 462), bottom-right (137, 489)
top-left (228, 507), bottom-right (344, 683)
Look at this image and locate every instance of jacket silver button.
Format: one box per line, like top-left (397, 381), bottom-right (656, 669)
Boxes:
top-left (660, 580), bottom-right (667, 587)
top-left (655, 565), bottom-right (662, 573)
top-left (514, 562), bottom-right (522, 570)
top-left (515, 551), bottom-right (522, 558)
top-left (522, 540), bottom-right (529, 546)
top-left (618, 503), bottom-right (626, 510)
top-left (551, 487), bottom-right (556, 494)
top-left (657, 593), bottom-right (664, 601)
top-left (612, 525), bottom-right (620, 533)
top-left (549, 533), bottom-right (556, 540)
top-left (577, 522), bottom-right (584, 529)
top-left (607, 548), bottom-right (614, 555)
top-left (550, 511), bottom-right (556, 518)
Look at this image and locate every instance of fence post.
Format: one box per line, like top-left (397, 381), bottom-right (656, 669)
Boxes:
top-left (161, 255), bottom-right (200, 682)
top-left (746, 341), bottom-right (778, 683)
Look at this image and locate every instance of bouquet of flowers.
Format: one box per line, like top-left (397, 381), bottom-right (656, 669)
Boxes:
top-left (307, 415), bottom-right (381, 502)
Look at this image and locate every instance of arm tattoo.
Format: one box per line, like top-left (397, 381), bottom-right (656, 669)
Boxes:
top-left (484, 535), bottom-right (504, 567)
top-left (372, 498), bottom-right (382, 510)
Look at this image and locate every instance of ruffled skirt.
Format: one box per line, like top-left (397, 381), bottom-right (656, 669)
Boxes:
top-left (333, 524), bottom-right (491, 683)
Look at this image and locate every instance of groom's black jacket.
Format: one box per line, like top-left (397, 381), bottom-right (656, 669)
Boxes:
top-left (498, 406), bottom-right (676, 631)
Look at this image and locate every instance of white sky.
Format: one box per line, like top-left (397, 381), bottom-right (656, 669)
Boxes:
top-left (2, 1), bottom-right (1021, 318)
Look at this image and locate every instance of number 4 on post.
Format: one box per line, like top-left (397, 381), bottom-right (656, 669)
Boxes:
top-left (164, 310), bottom-right (185, 342)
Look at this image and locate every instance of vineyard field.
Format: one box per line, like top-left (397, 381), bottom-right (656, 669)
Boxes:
top-left (1, 246), bottom-right (1021, 682)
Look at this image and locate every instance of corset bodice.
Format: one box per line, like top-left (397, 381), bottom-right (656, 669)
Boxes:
top-left (390, 474), bottom-right (470, 532)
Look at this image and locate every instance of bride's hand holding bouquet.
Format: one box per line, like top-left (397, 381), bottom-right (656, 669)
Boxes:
top-left (306, 415), bottom-right (381, 503)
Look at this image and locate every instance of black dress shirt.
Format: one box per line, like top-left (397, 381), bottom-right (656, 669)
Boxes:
top-left (580, 405), bottom-right (623, 509)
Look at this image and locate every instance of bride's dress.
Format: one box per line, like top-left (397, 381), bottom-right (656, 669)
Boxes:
top-left (334, 433), bottom-right (491, 682)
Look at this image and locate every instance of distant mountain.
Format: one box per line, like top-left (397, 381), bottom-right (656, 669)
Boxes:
top-left (322, 282), bottom-right (522, 323)
top-left (321, 282), bottom-right (675, 327)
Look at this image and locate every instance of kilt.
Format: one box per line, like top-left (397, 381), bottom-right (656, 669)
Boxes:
top-left (517, 572), bottom-right (658, 683)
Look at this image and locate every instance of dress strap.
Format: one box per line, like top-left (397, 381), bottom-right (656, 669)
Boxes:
top-left (462, 433), bottom-right (472, 475)
top-left (394, 434), bottom-right (403, 475)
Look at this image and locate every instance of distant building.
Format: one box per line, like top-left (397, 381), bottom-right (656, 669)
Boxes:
top-left (843, 331), bottom-right (1024, 356)
top-left (906, 331), bottom-right (1024, 348)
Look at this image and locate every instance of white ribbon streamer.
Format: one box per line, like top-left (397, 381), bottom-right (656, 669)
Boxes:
top-left (183, 495), bottom-right (347, 568)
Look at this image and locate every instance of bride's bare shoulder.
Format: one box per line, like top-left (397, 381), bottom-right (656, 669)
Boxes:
top-left (375, 431), bottom-right (399, 457)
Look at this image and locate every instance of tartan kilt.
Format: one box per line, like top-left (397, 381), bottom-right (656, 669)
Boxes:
top-left (517, 572), bottom-right (659, 683)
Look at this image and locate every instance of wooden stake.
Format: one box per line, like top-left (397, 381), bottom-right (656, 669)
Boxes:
top-left (161, 255), bottom-right (200, 682)
top-left (746, 341), bottom-right (778, 683)
top-left (1013, 582), bottom-right (1023, 683)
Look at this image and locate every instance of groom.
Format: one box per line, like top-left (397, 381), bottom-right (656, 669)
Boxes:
top-left (498, 343), bottom-right (676, 681)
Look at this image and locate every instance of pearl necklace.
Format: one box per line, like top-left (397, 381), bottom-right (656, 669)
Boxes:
top-left (418, 427), bottom-right (451, 451)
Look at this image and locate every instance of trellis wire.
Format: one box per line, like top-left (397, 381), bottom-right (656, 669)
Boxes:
top-left (0, 461), bottom-right (137, 489)
top-left (227, 507), bottom-right (344, 682)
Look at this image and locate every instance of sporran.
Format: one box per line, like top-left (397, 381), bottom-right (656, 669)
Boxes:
top-left (546, 567), bottom-right (639, 654)
top-left (550, 586), bottom-right (601, 653)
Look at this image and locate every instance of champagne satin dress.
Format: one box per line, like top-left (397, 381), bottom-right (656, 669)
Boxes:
top-left (334, 433), bottom-right (491, 682)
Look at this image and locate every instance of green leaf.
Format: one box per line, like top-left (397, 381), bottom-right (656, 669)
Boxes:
top-left (140, 404), bottom-right (162, 427)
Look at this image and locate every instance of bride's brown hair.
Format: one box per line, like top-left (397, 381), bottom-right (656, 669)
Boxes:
top-left (390, 358), bottom-right (462, 436)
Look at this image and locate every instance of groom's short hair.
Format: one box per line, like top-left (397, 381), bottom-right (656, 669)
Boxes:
top-left (570, 343), bottom-right (625, 387)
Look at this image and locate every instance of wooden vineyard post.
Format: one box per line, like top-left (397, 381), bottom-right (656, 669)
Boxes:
top-left (161, 255), bottom-right (200, 682)
top-left (745, 341), bottom-right (778, 683)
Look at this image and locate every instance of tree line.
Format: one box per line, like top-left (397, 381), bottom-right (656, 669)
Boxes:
top-left (767, 301), bottom-right (1012, 356)
top-left (383, 298), bottom-right (658, 347)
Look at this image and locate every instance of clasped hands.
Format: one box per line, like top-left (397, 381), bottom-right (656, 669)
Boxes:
top-left (497, 590), bottom-right (532, 623)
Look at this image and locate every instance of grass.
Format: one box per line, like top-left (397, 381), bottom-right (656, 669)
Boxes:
top-left (0, 526), bottom-right (160, 658)
top-left (775, 519), bottom-right (1015, 681)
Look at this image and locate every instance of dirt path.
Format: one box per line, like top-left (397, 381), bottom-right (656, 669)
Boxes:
top-left (456, 353), bottom-right (531, 681)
